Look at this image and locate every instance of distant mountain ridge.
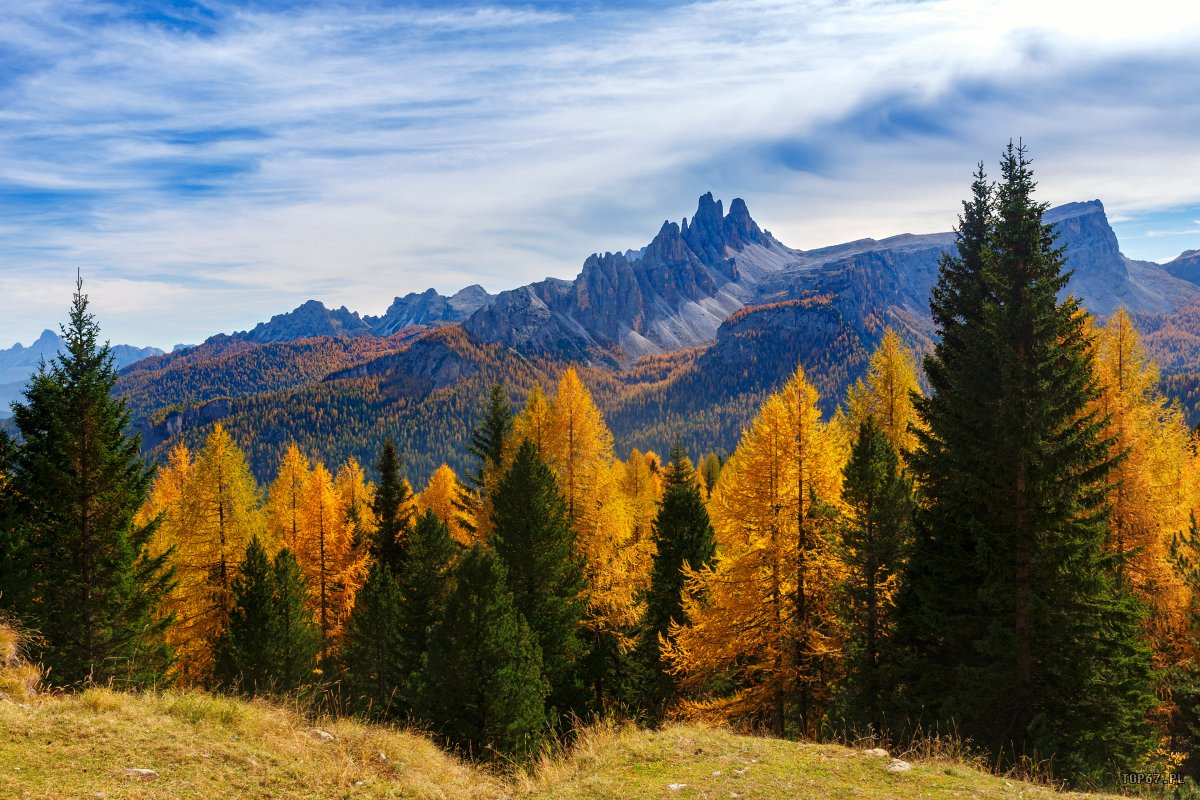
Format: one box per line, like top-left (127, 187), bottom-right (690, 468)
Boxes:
top-left (206, 194), bottom-right (1200, 365)
top-left (90, 191), bottom-right (1200, 484)
top-left (0, 329), bottom-right (163, 418)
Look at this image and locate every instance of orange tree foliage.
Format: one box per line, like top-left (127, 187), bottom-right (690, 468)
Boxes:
top-left (295, 461), bottom-right (368, 657)
top-left (664, 362), bottom-right (847, 735)
top-left (843, 328), bottom-right (923, 455)
top-left (1092, 310), bottom-right (1198, 660)
top-left (419, 463), bottom-right (472, 546)
top-left (140, 424), bottom-right (263, 684)
top-left (267, 443), bottom-right (310, 552)
top-left (543, 369), bottom-right (643, 638)
top-left (334, 457), bottom-right (377, 547)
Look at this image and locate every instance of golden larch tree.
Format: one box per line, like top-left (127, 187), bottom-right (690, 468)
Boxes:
top-left (545, 369), bottom-right (640, 635)
top-left (140, 426), bottom-right (262, 684)
top-left (419, 463), bottom-right (472, 546)
top-left (665, 362), bottom-right (847, 735)
top-left (513, 383), bottom-right (553, 460)
top-left (845, 328), bottom-right (922, 455)
top-left (334, 457), bottom-right (377, 548)
top-left (268, 442), bottom-right (310, 552)
top-left (296, 461), bottom-right (367, 657)
top-left (140, 443), bottom-right (204, 683)
top-left (620, 448), bottom-right (663, 594)
top-left (1093, 309), bottom-right (1196, 656)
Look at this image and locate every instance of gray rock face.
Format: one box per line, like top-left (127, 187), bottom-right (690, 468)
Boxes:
top-left (463, 193), bottom-right (799, 358)
top-left (231, 300), bottom-right (372, 344)
top-left (368, 284), bottom-right (493, 335)
top-left (1166, 249), bottom-right (1200, 285)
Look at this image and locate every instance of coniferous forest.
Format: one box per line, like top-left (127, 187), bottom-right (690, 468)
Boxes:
top-left (3, 148), bottom-right (1200, 789)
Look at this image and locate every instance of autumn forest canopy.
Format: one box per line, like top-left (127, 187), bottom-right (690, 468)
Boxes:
top-left (1, 146), bottom-right (1199, 788)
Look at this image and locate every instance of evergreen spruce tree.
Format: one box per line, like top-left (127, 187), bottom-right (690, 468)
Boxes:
top-left (370, 440), bottom-right (412, 572)
top-left (491, 438), bottom-right (587, 722)
top-left (7, 276), bottom-right (173, 686)
top-left (413, 543), bottom-right (546, 762)
top-left (1167, 515), bottom-right (1200, 778)
top-left (343, 561), bottom-right (405, 718)
top-left (468, 384), bottom-right (513, 489)
top-left (271, 548), bottom-right (321, 692)
top-left (835, 419), bottom-right (911, 732)
top-left (895, 144), bottom-right (1156, 781)
top-left (214, 539), bottom-right (319, 696)
top-left (214, 537), bottom-right (274, 694)
top-left (458, 383), bottom-right (512, 534)
top-left (0, 430), bottom-right (27, 614)
top-left (635, 442), bottom-right (716, 725)
top-left (394, 509), bottom-right (459, 710)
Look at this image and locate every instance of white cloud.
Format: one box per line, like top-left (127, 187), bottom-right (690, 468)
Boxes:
top-left (0, 0), bottom-right (1199, 347)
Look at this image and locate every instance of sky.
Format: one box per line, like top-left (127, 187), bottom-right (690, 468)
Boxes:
top-left (2, 0), bottom-right (1200, 350)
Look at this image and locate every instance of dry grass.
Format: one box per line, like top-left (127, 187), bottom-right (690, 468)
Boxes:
top-left (0, 619), bottom-right (40, 703)
top-left (0, 687), bottom-right (501, 799)
top-left (0, 623), bottom-right (1128, 800)
top-left (517, 721), bottom-right (1118, 800)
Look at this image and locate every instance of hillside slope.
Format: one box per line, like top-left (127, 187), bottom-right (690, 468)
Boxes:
top-left (0, 689), bottom-right (1115, 800)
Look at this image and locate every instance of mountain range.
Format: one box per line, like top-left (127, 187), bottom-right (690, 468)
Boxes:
top-left (7, 193), bottom-right (1200, 482)
top-left (0, 330), bottom-right (163, 418)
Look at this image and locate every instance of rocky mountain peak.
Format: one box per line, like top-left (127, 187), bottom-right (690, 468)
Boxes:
top-left (231, 300), bottom-right (371, 344)
top-left (724, 197), bottom-right (769, 249)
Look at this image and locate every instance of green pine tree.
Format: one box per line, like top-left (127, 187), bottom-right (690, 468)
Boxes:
top-left (458, 383), bottom-right (513, 534)
top-left (370, 440), bottom-right (412, 573)
top-left (412, 543), bottom-right (546, 762)
top-left (895, 144), bottom-right (1156, 782)
top-left (1167, 514), bottom-right (1200, 779)
top-left (0, 429), bottom-right (27, 614)
top-left (394, 509), bottom-right (460, 711)
top-left (271, 547), bottom-right (321, 692)
top-left (835, 418), bottom-right (912, 732)
top-left (214, 537), bottom-right (274, 695)
top-left (491, 438), bottom-right (587, 722)
top-left (214, 539), bottom-right (319, 696)
top-left (7, 276), bottom-right (173, 687)
top-left (635, 441), bottom-right (716, 726)
top-left (699, 451), bottom-right (723, 495)
top-left (343, 561), bottom-right (406, 719)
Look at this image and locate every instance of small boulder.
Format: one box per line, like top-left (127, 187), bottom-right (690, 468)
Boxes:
top-left (311, 728), bottom-right (336, 742)
top-left (886, 758), bottom-right (913, 774)
top-left (862, 747), bottom-right (889, 758)
top-left (124, 768), bottom-right (159, 781)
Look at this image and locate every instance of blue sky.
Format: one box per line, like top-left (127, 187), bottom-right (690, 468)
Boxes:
top-left (2, 0), bottom-right (1200, 349)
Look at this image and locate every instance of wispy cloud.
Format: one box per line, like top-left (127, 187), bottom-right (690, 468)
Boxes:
top-left (1, 0), bottom-right (1199, 347)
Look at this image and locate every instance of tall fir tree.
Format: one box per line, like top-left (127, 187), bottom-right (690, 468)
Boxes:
top-left (835, 419), bottom-right (912, 732)
top-left (394, 509), bottom-right (460, 711)
top-left (896, 144), bottom-right (1156, 781)
top-left (370, 440), bottom-right (413, 572)
top-left (342, 561), bottom-right (405, 718)
top-left (468, 384), bottom-right (513, 490)
top-left (7, 276), bottom-right (173, 686)
top-left (412, 543), bottom-right (546, 762)
top-left (0, 429), bottom-right (27, 614)
top-left (491, 438), bottom-right (587, 722)
top-left (635, 441), bottom-right (716, 726)
top-left (1167, 515), bottom-right (1200, 778)
top-left (458, 383), bottom-right (514, 540)
top-left (271, 547), bottom-right (322, 692)
top-left (214, 539), bottom-right (320, 696)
